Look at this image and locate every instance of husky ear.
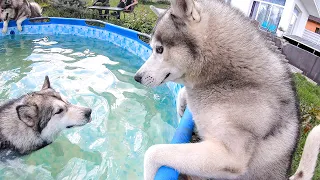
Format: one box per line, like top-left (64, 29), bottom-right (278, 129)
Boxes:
top-left (150, 5), bottom-right (166, 17)
top-left (42, 76), bottom-right (51, 90)
top-left (170, 0), bottom-right (200, 22)
top-left (16, 105), bottom-right (38, 127)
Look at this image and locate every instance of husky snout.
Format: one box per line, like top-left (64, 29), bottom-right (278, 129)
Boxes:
top-left (134, 56), bottom-right (178, 87)
top-left (135, 66), bottom-right (177, 87)
top-left (63, 105), bottom-right (93, 129)
top-left (84, 108), bottom-right (92, 121)
top-left (134, 74), bottom-right (142, 83)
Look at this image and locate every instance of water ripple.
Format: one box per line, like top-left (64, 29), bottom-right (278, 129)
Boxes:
top-left (0, 35), bottom-right (177, 180)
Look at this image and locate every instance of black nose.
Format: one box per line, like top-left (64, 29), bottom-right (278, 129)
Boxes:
top-left (134, 75), bottom-right (142, 83)
top-left (84, 108), bottom-right (92, 119)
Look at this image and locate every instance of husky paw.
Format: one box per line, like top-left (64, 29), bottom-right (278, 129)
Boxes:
top-left (144, 145), bottom-right (161, 180)
top-left (17, 26), bottom-right (23, 32)
top-left (2, 29), bottom-right (7, 34)
top-left (289, 176), bottom-right (299, 180)
top-left (177, 87), bottom-right (187, 118)
top-left (289, 171), bottom-right (304, 180)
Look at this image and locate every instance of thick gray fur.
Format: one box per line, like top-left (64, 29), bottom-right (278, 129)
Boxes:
top-left (135, 0), bottom-right (303, 179)
top-left (0, 0), bottom-right (42, 33)
top-left (0, 76), bottom-right (92, 158)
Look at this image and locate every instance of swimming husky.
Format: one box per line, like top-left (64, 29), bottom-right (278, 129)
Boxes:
top-left (0, 76), bottom-right (92, 156)
top-left (134, 0), bottom-right (320, 179)
top-left (0, 0), bottom-right (42, 34)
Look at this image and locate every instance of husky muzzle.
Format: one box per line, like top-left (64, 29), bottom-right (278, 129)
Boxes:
top-left (4, 12), bottom-right (9, 21)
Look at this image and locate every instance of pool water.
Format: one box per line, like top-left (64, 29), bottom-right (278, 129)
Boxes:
top-left (0, 35), bottom-right (177, 179)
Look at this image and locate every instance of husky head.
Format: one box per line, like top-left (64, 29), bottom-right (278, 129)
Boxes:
top-left (0, 7), bottom-right (15, 21)
top-left (0, 0), bottom-right (12, 9)
top-left (134, 0), bottom-right (204, 88)
top-left (0, 0), bottom-right (15, 21)
top-left (16, 76), bottom-right (92, 142)
top-left (135, 0), bottom-right (260, 88)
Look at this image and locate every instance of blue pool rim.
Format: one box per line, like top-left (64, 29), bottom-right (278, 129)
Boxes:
top-left (0, 17), bottom-right (194, 179)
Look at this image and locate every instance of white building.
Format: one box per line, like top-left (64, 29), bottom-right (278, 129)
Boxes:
top-left (227, 0), bottom-right (320, 37)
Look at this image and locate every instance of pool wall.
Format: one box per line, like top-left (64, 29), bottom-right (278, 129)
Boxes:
top-left (0, 17), bottom-right (194, 180)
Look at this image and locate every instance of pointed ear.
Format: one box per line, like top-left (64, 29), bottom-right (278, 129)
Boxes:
top-left (150, 5), bottom-right (167, 17)
top-left (42, 75), bottom-right (51, 90)
top-left (16, 105), bottom-right (38, 127)
top-left (170, 0), bottom-right (200, 22)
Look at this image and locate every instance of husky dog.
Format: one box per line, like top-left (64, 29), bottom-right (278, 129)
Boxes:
top-left (0, 76), bottom-right (92, 156)
top-left (134, 0), bottom-right (319, 179)
top-left (0, 0), bottom-right (42, 34)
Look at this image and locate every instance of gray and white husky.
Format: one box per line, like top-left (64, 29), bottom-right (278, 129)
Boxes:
top-left (0, 0), bottom-right (42, 34)
top-left (134, 0), bottom-right (320, 179)
top-left (0, 76), bottom-right (92, 156)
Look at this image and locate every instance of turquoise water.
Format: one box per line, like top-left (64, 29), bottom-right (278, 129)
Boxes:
top-left (0, 35), bottom-right (177, 179)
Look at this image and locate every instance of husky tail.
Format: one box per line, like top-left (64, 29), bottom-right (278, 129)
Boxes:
top-left (290, 125), bottom-right (320, 180)
top-left (29, 2), bottom-right (42, 17)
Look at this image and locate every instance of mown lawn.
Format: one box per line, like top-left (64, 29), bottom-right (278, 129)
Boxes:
top-left (291, 73), bottom-right (320, 179)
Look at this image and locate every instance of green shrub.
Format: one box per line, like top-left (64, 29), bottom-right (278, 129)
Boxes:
top-left (300, 102), bottom-right (320, 133)
top-left (43, 6), bottom-right (98, 19)
top-left (50, 0), bottom-right (87, 8)
top-left (107, 7), bottom-right (156, 35)
top-left (40, 0), bottom-right (98, 19)
top-left (122, 11), bottom-right (155, 33)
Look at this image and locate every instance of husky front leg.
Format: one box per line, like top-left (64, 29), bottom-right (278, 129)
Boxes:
top-left (2, 20), bottom-right (9, 34)
top-left (144, 140), bottom-right (251, 180)
top-left (290, 125), bottom-right (320, 180)
top-left (177, 87), bottom-right (187, 117)
top-left (16, 16), bottom-right (27, 32)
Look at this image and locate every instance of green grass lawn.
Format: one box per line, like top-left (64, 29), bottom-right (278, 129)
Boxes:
top-left (291, 73), bottom-right (320, 179)
top-left (294, 74), bottom-right (320, 106)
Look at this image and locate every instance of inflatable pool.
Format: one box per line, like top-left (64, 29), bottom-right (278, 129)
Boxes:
top-left (0, 17), bottom-right (194, 179)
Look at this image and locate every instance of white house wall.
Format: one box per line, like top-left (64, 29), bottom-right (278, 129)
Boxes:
top-left (278, 0), bottom-right (309, 36)
top-left (229, 0), bottom-right (310, 37)
top-left (230, 0), bottom-right (253, 16)
top-left (292, 0), bottom-right (309, 36)
top-left (278, 0), bottom-right (296, 32)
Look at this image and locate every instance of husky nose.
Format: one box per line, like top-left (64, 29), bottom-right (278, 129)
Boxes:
top-left (134, 75), bottom-right (142, 83)
top-left (84, 108), bottom-right (92, 119)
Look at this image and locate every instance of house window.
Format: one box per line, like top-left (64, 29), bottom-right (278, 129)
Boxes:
top-left (293, 6), bottom-right (300, 16)
top-left (287, 6), bottom-right (301, 35)
top-left (249, 1), bottom-right (260, 18)
top-left (260, 0), bottom-right (286, 6)
top-left (316, 28), bottom-right (320, 34)
top-left (249, 1), bottom-right (284, 33)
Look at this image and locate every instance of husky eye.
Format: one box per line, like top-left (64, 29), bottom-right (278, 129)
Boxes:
top-left (156, 46), bottom-right (163, 54)
top-left (55, 108), bottom-right (63, 115)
